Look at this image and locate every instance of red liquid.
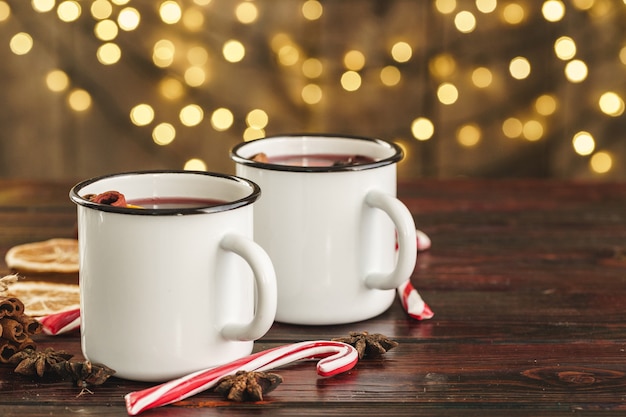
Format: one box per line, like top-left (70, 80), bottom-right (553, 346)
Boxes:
top-left (127, 196), bottom-right (226, 209)
top-left (266, 153), bottom-right (376, 167)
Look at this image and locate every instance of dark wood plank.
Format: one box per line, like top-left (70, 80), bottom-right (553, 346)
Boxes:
top-left (1, 179), bottom-right (626, 416)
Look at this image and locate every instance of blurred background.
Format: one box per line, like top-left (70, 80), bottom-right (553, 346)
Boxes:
top-left (0, 0), bottom-right (625, 181)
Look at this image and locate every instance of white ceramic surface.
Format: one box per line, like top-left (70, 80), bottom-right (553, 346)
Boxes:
top-left (231, 135), bottom-right (417, 325)
top-left (70, 171), bottom-right (277, 382)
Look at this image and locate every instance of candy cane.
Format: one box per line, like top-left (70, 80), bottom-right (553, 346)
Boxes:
top-left (395, 229), bottom-right (433, 320)
top-left (125, 340), bottom-right (358, 416)
top-left (398, 280), bottom-right (434, 320)
top-left (415, 229), bottom-right (432, 252)
top-left (37, 308), bottom-right (81, 335)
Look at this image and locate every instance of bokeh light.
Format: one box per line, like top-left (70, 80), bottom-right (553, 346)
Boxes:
top-left (223, 39), bottom-right (245, 63)
top-left (501, 3), bottom-right (525, 25)
top-left (184, 158), bottom-right (207, 171)
top-left (522, 120), bottom-right (544, 141)
top-left (341, 71), bottom-right (362, 92)
top-left (96, 43), bottom-right (122, 65)
top-left (302, 0), bottom-right (323, 20)
top-left (411, 117), bottom-right (435, 141)
top-left (542, 0), bottom-right (566, 22)
top-left (91, 0), bottom-right (113, 19)
top-left (211, 107), bottom-right (234, 131)
top-left (391, 41), bottom-right (412, 63)
top-left (10, 33), bottom-right (33, 55)
top-left (590, 151), bottom-right (612, 174)
top-left (344, 50), bottom-right (365, 71)
top-left (179, 104), bottom-right (204, 126)
top-left (246, 109), bottom-right (269, 129)
top-left (437, 83), bottom-right (459, 105)
top-left (435, 0), bottom-right (456, 14)
top-left (554, 36), bottom-right (576, 60)
top-left (476, 0), bottom-right (497, 13)
top-left (160, 1), bottom-right (182, 25)
top-left (57, 1), bottom-right (81, 23)
top-left (564, 59), bottom-right (588, 83)
top-left (380, 66), bottom-right (402, 87)
top-left (94, 19), bottom-right (119, 41)
top-left (46, 70), bottom-right (70, 92)
top-left (302, 58), bottom-right (323, 78)
top-left (454, 11), bottom-right (476, 33)
top-left (535, 94), bottom-right (558, 116)
top-left (572, 131), bottom-right (595, 156)
top-left (509, 57), bottom-right (531, 80)
top-left (235, 2), bottom-right (258, 24)
top-left (67, 89), bottom-right (92, 112)
top-left (130, 104), bottom-right (155, 126)
top-left (598, 92), bottom-right (625, 117)
top-left (302, 84), bottom-right (323, 104)
top-left (457, 124), bottom-right (481, 147)
top-left (118, 7), bottom-right (140, 31)
top-left (503, 117), bottom-right (523, 138)
top-left (152, 123), bottom-right (176, 145)
top-left (471, 67), bottom-right (493, 88)
top-left (32, 0), bottom-right (55, 13)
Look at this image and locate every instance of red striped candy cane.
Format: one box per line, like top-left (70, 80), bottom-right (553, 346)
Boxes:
top-left (125, 340), bottom-right (358, 415)
top-left (415, 229), bottom-right (432, 252)
top-left (37, 307), bottom-right (81, 335)
top-left (398, 280), bottom-right (434, 320)
top-left (396, 229), bottom-right (433, 320)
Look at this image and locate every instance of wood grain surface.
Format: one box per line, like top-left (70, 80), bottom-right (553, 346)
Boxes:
top-left (1, 179), bottom-right (625, 416)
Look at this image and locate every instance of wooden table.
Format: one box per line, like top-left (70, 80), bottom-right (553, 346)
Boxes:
top-left (1, 179), bottom-right (626, 416)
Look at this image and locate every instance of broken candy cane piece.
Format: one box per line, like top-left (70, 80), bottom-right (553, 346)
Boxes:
top-left (398, 280), bottom-right (433, 320)
top-left (125, 340), bottom-right (358, 415)
top-left (38, 308), bottom-right (81, 335)
top-left (416, 229), bottom-right (432, 252)
top-left (395, 229), bottom-right (431, 252)
top-left (395, 229), bottom-right (433, 320)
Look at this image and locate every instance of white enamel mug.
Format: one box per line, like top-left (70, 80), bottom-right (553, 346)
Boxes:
top-left (70, 171), bottom-right (277, 382)
top-left (231, 135), bottom-right (417, 325)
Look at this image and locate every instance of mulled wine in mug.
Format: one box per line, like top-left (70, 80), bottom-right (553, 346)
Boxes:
top-left (70, 170), bottom-right (277, 382)
top-left (231, 134), bottom-right (417, 325)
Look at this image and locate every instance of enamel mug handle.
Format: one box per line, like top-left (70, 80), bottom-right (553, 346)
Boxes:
top-left (364, 190), bottom-right (417, 290)
top-left (219, 234), bottom-right (277, 341)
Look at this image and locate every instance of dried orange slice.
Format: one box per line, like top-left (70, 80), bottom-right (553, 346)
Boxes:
top-left (5, 280), bottom-right (80, 317)
top-left (5, 238), bottom-right (79, 273)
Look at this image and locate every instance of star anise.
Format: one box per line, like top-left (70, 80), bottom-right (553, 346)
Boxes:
top-left (52, 360), bottom-right (116, 388)
top-left (332, 331), bottom-right (399, 359)
top-left (9, 347), bottom-right (73, 377)
top-left (214, 370), bottom-right (283, 401)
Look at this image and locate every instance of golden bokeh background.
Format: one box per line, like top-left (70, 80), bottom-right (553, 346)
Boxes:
top-left (0, 0), bottom-right (625, 180)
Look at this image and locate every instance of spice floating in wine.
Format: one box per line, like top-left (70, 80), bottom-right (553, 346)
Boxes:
top-left (85, 191), bottom-right (127, 207)
top-left (84, 191), bottom-right (225, 209)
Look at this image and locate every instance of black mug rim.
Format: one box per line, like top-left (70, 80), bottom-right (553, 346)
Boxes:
top-left (69, 170), bottom-right (261, 216)
top-left (230, 133), bottom-right (403, 173)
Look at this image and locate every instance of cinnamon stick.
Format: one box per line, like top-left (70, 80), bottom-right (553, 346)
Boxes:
top-left (0, 297), bottom-right (24, 318)
top-left (0, 318), bottom-right (26, 343)
top-left (15, 314), bottom-right (42, 336)
top-left (0, 339), bottom-right (18, 363)
top-left (1, 297), bottom-right (16, 319)
top-left (17, 337), bottom-right (36, 352)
